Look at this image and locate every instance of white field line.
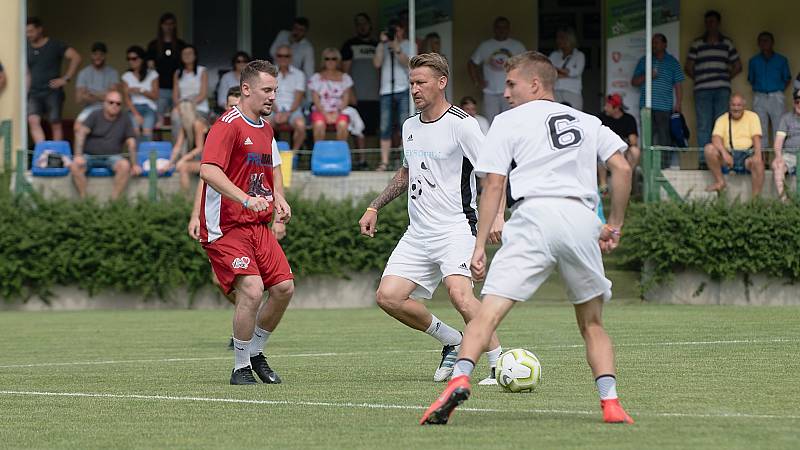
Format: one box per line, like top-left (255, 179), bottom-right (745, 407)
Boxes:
top-left (0, 338), bottom-right (795, 370)
top-left (0, 390), bottom-right (798, 421)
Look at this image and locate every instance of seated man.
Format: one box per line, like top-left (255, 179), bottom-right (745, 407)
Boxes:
top-left (70, 90), bottom-right (140, 200)
top-left (74, 42), bottom-right (120, 130)
top-left (704, 93), bottom-right (764, 195)
top-left (598, 93), bottom-right (640, 194)
top-left (771, 90), bottom-right (800, 199)
top-left (269, 45), bottom-right (306, 150)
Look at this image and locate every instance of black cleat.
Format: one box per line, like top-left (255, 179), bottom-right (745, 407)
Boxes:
top-left (250, 353), bottom-right (282, 384)
top-left (230, 366), bottom-right (258, 385)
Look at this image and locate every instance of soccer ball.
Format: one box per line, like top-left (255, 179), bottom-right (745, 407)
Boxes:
top-left (496, 348), bottom-right (542, 393)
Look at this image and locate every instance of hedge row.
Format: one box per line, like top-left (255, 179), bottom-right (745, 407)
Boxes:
top-left (620, 198), bottom-right (800, 292)
top-left (0, 194), bottom-right (408, 301)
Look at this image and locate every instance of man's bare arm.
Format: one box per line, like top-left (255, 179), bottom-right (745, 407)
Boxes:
top-left (369, 167), bottom-right (409, 210)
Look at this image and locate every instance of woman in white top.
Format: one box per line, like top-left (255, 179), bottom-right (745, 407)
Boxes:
top-left (308, 48), bottom-right (353, 142)
top-left (122, 45), bottom-right (159, 140)
top-left (216, 51), bottom-right (249, 109)
top-left (549, 26), bottom-right (586, 111)
top-left (172, 45), bottom-right (209, 119)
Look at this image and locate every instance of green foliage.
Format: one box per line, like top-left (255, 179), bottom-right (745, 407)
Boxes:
top-left (0, 194), bottom-right (407, 301)
top-left (620, 198), bottom-right (800, 292)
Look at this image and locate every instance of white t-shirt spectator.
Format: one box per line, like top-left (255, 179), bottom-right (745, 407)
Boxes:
top-left (276, 66), bottom-right (306, 112)
top-left (216, 71), bottom-right (239, 109)
top-left (270, 30), bottom-right (315, 80)
top-left (309, 72), bottom-right (353, 112)
top-left (380, 40), bottom-right (411, 96)
top-left (470, 38), bottom-right (526, 95)
top-left (76, 64), bottom-right (120, 106)
top-left (475, 114), bottom-right (490, 135)
top-left (122, 70), bottom-right (159, 110)
top-left (549, 49), bottom-right (586, 95)
top-left (177, 65), bottom-right (209, 114)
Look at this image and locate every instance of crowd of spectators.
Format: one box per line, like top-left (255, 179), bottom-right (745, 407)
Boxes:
top-left (13, 9), bottom-right (800, 199)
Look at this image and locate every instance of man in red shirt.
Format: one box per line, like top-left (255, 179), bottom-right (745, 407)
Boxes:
top-left (199, 60), bottom-right (294, 385)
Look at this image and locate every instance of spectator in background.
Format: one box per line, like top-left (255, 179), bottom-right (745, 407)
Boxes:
top-left (75, 42), bottom-right (119, 130)
top-left (270, 17), bottom-right (315, 80)
top-left (686, 10), bottom-right (742, 150)
top-left (172, 45), bottom-right (209, 123)
top-left (550, 26), bottom-right (586, 111)
top-left (269, 45), bottom-right (307, 151)
top-left (216, 51), bottom-right (250, 109)
top-left (341, 12), bottom-right (380, 139)
top-left (598, 94), bottom-right (640, 194)
top-left (26, 17), bottom-right (81, 143)
top-left (460, 96), bottom-right (489, 135)
top-left (795, 72), bottom-right (800, 92)
top-left (70, 90), bottom-right (139, 200)
top-left (771, 91), bottom-right (800, 200)
top-left (146, 12), bottom-right (186, 119)
top-left (0, 60), bottom-right (6, 94)
top-left (122, 45), bottom-right (159, 142)
top-left (748, 31), bottom-right (791, 148)
top-left (422, 32), bottom-right (441, 54)
top-left (170, 100), bottom-right (209, 193)
top-left (704, 94), bottom-right (763, 195)
top-left (309, 48), bottom-right (352, 142)
top-left (631, 33), bottom-right (684, 166)
top-left (373, 18), bottom-right (411, 171)
top-left (468, 17), bottom-right (526, 123)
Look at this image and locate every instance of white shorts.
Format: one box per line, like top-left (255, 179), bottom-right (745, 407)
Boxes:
top-left (482, 197), bottom-right (612, 304)
top-left (383, 231), bottom-right (474, 299)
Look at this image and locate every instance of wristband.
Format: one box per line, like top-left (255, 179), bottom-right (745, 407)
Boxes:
top-left (242, 198), bottom-right (249, 209)
top-left (366, 207), bottom-right (378, 214)
top-left (603, 224), bottom-right (621, 236)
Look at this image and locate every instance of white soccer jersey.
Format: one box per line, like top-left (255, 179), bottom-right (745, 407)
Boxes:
top-left (402, 105), bottom-right (485, 237)
top-left (476, 100), bottom-right (626, 211)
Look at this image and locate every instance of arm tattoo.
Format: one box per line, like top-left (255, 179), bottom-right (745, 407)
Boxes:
top-left (369, 167), bottom-right (408, 210)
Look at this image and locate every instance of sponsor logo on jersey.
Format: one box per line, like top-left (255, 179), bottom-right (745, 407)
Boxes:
top-left (232, 256), bottom-right (251, 269)
top-left (459, 262), bottom-right (469, 270)
top-left (244, 137), bottom-right (254, 145)
top-left (407, 134), bottom-right (413, 141)
top-left (246, 152), bottom-right (274, 167)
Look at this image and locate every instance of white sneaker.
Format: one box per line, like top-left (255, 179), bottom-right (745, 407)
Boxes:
top-left (433, 344), bottom-right (460, 382)
top-left (477, 367), bottom-right (498, 386)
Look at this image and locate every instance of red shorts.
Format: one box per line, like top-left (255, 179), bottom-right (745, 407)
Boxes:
top-left (310, 111), bottom-right (349, 125)
top-left (203, 223), bottom-right (293, 294)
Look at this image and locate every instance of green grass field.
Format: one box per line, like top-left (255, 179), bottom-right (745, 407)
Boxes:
top-left (1, 299), bottom-right (799, 449)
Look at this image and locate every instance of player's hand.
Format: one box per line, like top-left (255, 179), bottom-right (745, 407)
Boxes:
top-left (599, 224), bottom-right (622, 254)
top-left (273, 194), bottom-right (292, 223)
top-left (359, 209), bottom-right (378, 237)
top-left (470, 246), bottom-right (487, 282)
top-left (49, 77), bottom-right (67, 89)
top-left (187, 215), bottom-right (200, 240)
top-left (488, 214), bottom-right (505, 244)
top-left (246, 196), bottom-right (270, 213)
top-left (271, 221), bottom-right (286, 240)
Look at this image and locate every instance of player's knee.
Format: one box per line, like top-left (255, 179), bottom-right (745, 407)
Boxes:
top-left (270, 280), bottom-right (294, 300)
top-left (375, 287), bottom-right (402, 311)
top-left (236, 277), bottom-right (264, 303)
top-left (447, 285), bottom-right (476, 312)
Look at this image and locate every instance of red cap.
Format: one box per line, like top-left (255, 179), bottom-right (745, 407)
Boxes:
top-left (606, 93), bottom-right (624, 109)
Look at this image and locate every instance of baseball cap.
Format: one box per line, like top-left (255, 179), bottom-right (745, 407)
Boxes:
top-left (606, 93), bottom-right (625, 109)
top-left (91, 42), bottom-right (107, 53)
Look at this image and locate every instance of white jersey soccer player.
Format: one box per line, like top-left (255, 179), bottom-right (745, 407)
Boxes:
top-left (422, 51), bottom-right (634, 425)
top-left (359, 53), bottom-right (503, 385)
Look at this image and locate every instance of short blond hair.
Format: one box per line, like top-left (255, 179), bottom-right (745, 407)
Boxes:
top-left (320, 47), bottom-right (342, 66)
top-left (504, 51), bottom-right (557, 91)
top-left (409, 52), bottom-right (450, 78)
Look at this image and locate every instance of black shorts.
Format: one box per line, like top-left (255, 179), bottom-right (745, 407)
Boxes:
top-left (28, 90), bottom-right (64, 123)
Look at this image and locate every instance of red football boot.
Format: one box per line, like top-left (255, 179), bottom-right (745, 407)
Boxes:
top-left (601, 398), bottom-right (634, 424)
top-left (420, 375), bottom-right (472, 425)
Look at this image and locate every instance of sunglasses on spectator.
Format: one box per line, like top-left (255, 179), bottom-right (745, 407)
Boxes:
top-left (127, 56), bottom-right (140, 61)
top-left (236, 59), bottom-right (248, 63)
top-left (106, 100), bottom-right (121, 106)
top-left (324, 57), bottom-right (339, 61)
top-left (276, 54), bottom-right (291, 58)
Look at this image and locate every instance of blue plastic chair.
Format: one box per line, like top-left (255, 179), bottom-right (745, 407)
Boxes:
top-left (276, 141), bottom-right (290, 151)
top-left (311, 140), bottom-right (351, 176)
top-left (137, 141), bottom-right (174, 177)
top-left (31, 141), bottom-right (71, 177)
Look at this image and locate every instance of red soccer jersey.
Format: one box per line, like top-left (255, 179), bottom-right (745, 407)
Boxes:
top-left (200, 106), bottom-right (278, 243)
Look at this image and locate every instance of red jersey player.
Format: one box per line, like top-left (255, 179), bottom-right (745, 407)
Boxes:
top-left (199, 60), bottom-right (294, 385)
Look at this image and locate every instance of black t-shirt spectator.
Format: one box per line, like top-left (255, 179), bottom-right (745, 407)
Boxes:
top-left (146, 38), bottom-right (186, 90)
top-left (83, 110), bottom-right (135, 156)
top-left (27, 38), bottom-right (68, 96)
top-left (600, 112), bottom-right (638, 145)
top-left (341, 36), bottom-right (379, 101)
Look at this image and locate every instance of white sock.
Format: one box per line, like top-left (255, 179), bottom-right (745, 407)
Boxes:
top-left (596, 374), bottom-right (618, 400)
top-left (452, 359), bottom-right (475, 378)
top-left (249, 326), bottom-right (271, 357)
top-left (233, 338), bottom-right (252, 370)
top-left (486, 346), bottom-right (502, 368)
top-left (425, 314), bottom-right (462, 346)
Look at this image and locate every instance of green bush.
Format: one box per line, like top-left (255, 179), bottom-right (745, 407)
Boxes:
top-left (620, 198), bottom-right (800, 293)
top-left (0, 194), bottom-right (407, 302)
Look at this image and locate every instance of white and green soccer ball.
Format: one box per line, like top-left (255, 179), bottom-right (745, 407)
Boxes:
top-left (496, 348), bottom-right (542, 393)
